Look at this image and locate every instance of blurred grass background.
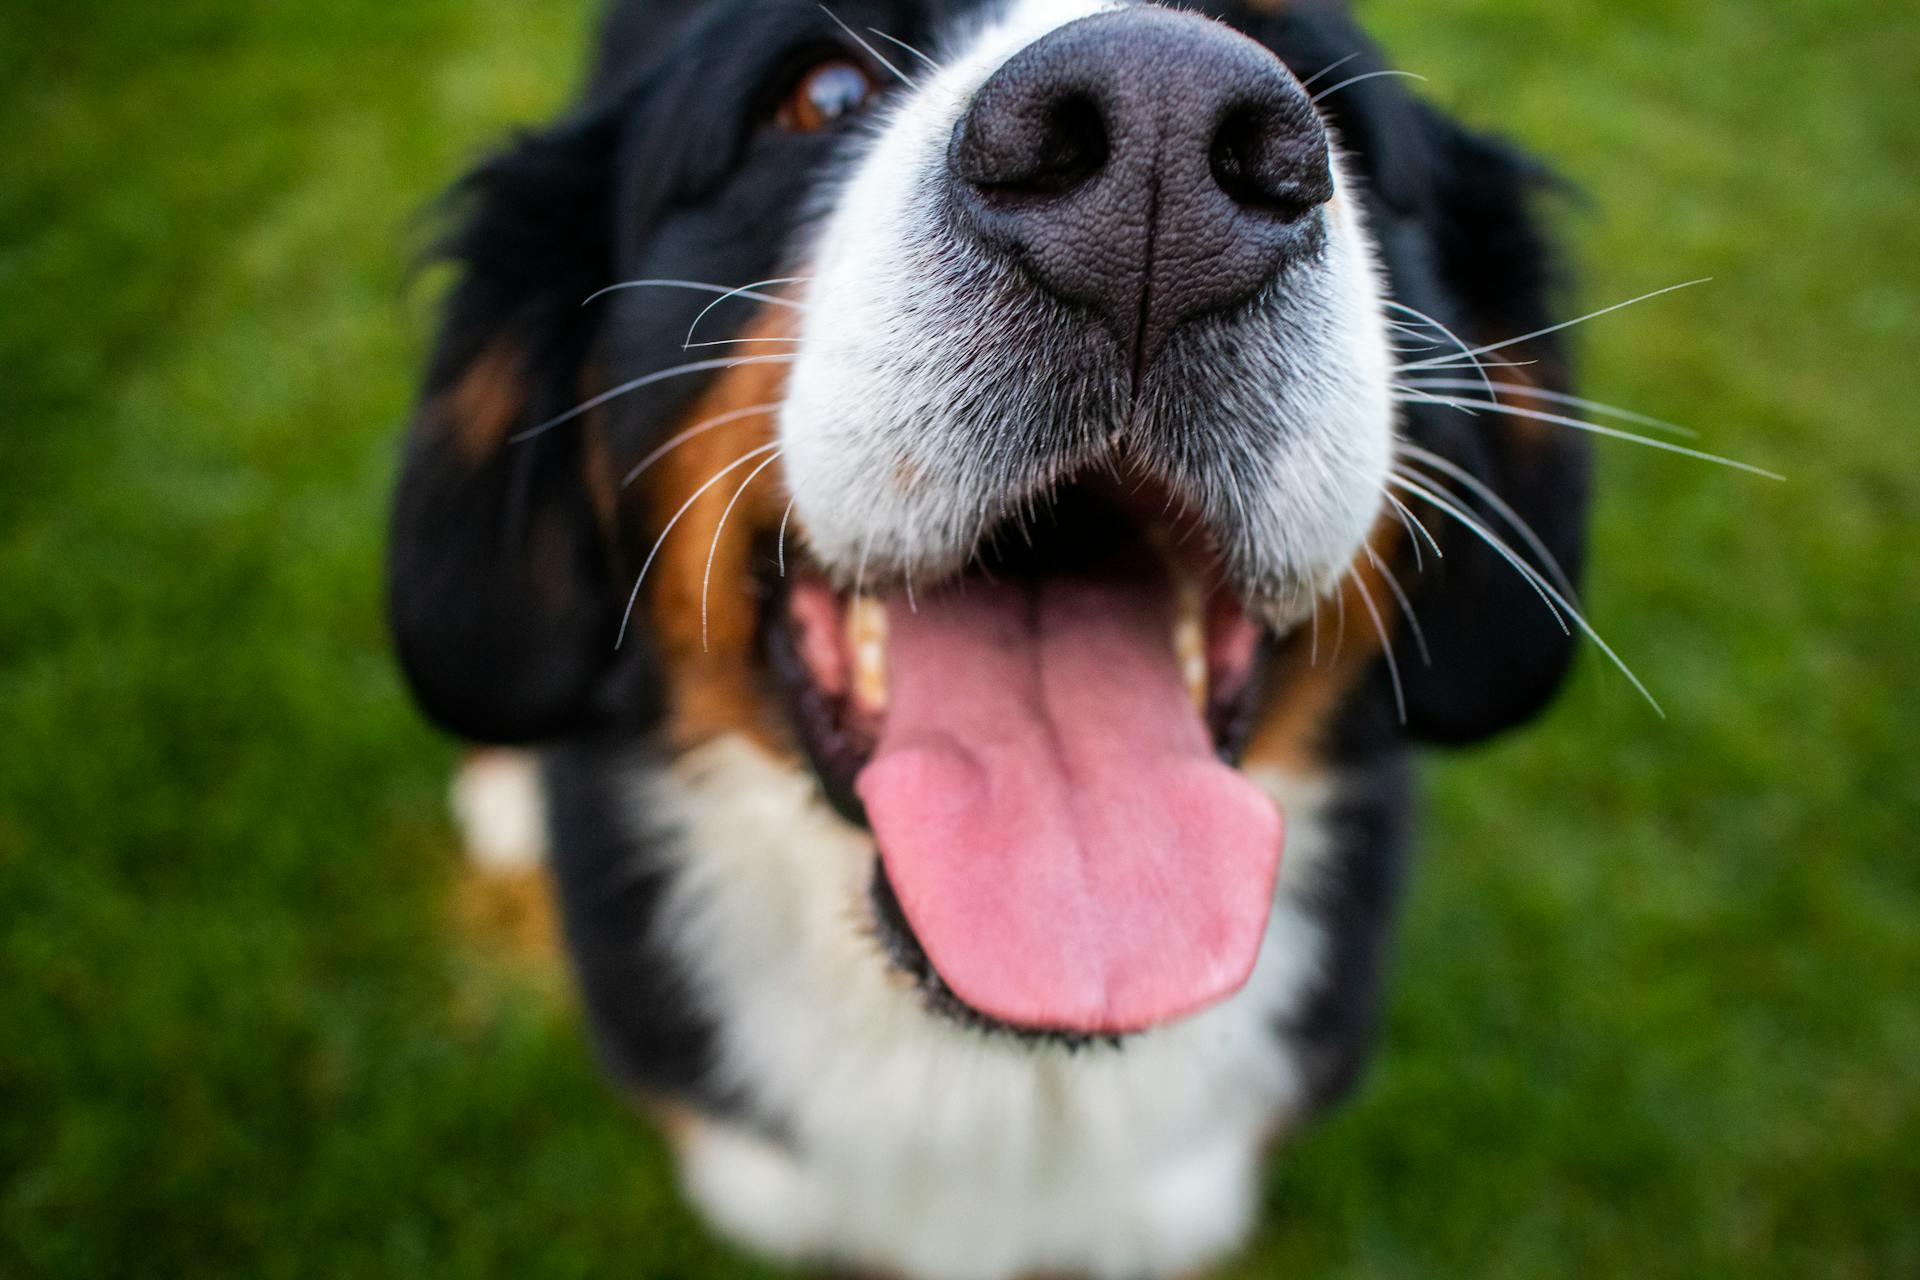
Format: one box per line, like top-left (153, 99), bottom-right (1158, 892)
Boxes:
top-left (1, 0), bottom-right (1915, 1276)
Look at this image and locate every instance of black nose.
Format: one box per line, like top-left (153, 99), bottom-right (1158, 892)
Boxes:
top-left (948, 8), bottom-right (1333, 374)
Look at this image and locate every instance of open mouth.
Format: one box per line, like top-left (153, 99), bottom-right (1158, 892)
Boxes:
top-left (761, 475), bottom-right (1287, 1039)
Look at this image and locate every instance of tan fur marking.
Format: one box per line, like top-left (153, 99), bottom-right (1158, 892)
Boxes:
top-left (633, 306), bottom-right (799, 754)
top-left (1242, 516), bottom-right (1406, 774)
top-left (1449, 342), bottom-right (1572, 452)
top-left (440, 340), bottom-right (528, 463)
top-left (1490, 358), bottom-right (1555, 447)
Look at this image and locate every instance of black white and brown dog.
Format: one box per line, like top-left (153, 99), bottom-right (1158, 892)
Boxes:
top-left (389, 0), bottom-right (1595, 1275)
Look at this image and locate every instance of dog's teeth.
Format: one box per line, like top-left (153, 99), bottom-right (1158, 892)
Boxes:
top-left (1173, 573), bottom-right (1207, 712)
top-left (849, 594), bottom-right (888, 711)
top-left (1152, 526), bottom-right (1211, 711)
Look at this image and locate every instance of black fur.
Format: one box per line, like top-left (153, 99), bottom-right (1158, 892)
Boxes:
top-left (387, 111), bottom-right (632, 744)
top-left (389, 0), bottom-right (1589, 1128)
top-left (1392, 111), bottom-right (1591, 743)
top-left (540, 739), bottom-right (745, 1116)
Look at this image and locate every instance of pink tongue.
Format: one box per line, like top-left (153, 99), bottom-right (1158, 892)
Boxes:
top-left (853, 568), bottom-right (1283, 1035)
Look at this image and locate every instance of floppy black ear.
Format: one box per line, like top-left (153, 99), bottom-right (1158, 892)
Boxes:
top-left (1394, 111), bottom-right (1593, 745)
top-left (387, 114), bottom-right (626, 744)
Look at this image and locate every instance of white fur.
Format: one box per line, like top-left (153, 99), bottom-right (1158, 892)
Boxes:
top-left (647, 735), bottom-right (1338, 1280)
top-left (450, 749), bottom-right (548, 873)
top-left (781, 0), bottom-right (1121, 582)
top-left (780, 0), bottom-right (1396, 626)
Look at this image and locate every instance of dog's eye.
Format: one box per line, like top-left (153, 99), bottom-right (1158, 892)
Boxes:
top-left (776, 58), bottom-right (879, 132)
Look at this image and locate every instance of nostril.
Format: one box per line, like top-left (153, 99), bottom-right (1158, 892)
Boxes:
top-left (1022, 93), bottom-right (1107, 197)
top-left (1208, 102), bottom-right (1334, 221)
top-left (1207, 107), bottom-right (1268, 206)
top-left (955, 91), bottom-right (1108, 202)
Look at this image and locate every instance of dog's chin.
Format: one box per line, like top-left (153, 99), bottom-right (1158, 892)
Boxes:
top-left (758, 471), bottom-right (1313, 1043)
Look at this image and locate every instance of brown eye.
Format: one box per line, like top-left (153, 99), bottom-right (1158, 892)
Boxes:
top-left (777, 58), bottom-right (878, 132)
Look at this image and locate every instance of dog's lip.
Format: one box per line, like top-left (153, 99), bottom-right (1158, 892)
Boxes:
top-left (762, 562), bottom-right (876, 827)
top-left (865, 855), bottom-right (1123, 1049)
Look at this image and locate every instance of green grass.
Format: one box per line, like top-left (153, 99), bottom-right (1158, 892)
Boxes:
top-left (2, 1), bottom-right (1915, 1276)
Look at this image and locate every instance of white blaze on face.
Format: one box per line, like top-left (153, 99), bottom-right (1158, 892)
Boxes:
top-left (781, 0), bottom-right (1125, 581)
top-left (780, 0), bottom-right (1396, 622)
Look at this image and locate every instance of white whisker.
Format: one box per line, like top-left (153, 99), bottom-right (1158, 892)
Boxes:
top-left (1400, 377), bottom-right (1698, 439)
top-left (1390, 466), bottom-right (1568, 632)
top-left (685, 276), bottom-right (814, 346)
top-left (1392, 472), bottom-right (1663, 715)
top-left (1394, 444), bottom-right (1574, 600)
top-left (776, 496), bottom-right (797, 578)
top-left (1350, 567), bottom-right (1406, 722)
top-left (1395, 383), bottom-right (1482, 414)
top-left (1381, 485), bottom-right (1443, 568)
top-left (583, 277), bottom-right (808, 310)
top-left (822, 5), bottom-right (914, 86)
top-left (1384, 299), bottom-right (1496, 401)
top-left (514, 355), bottom-right (794, 442)
top-left (1411, 357), bottom-right (1540, 372)
top-left (868, 26), bottom-right (941, 73)
top-left (1364, 544), bottom-right (1430, 668)
top-left (1297, 51), bottom-right (1362, 91)
top-left (621, 402), bottom-right (779, 488)
top-left (1397, 392), bottom-right (1783, 479)
top-left (1397, 279), bottom-right (1710, 372)
top-left (1311, 68), bottom-right (1426, 105)
top-left (703, 450), bottom-right (785, 652)
top-left (682, 336), bottom-right (806, 349)
top-left (1382, 491), bottom-right (1424, 570)
top-left (616, 441), bottom-right (782, 649)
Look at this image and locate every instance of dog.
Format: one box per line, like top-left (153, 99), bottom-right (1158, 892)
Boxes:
top-left (388, 1), bottom-right (1592, 1275)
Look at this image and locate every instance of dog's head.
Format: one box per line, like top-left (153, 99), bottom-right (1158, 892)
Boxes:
top-left (391, 0), bottom-right (1588, 1039)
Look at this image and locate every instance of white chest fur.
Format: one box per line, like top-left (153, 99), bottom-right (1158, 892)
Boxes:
top-left (645, 736), bottom-right (1335, 1280)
